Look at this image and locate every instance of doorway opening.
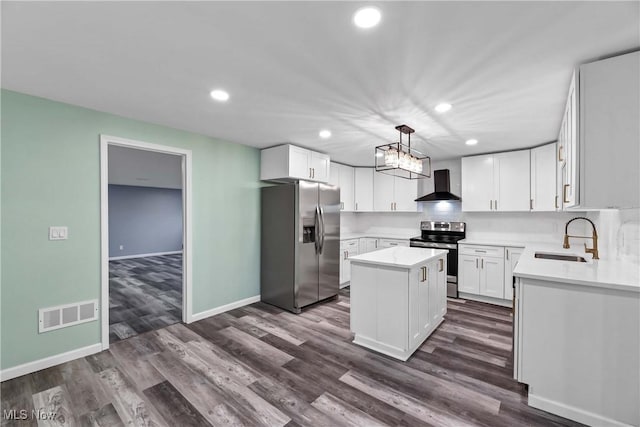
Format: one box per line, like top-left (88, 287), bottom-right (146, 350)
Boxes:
top-left (100, 135), bottom-right (192, 349)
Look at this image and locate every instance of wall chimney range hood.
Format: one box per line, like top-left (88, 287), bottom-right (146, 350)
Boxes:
top-left (415, 169), bottom-right (461, 202)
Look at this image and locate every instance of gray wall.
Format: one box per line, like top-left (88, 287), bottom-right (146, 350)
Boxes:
top-left (109, 184), bottom-right (183, 257)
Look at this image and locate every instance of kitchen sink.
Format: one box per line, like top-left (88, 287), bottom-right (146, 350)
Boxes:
top-left (534, 252), bottom-right (588, 262)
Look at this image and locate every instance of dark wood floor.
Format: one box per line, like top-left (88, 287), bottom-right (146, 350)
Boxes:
top-left (109, 254), bottom-right (183, 343)
top-left (1, 289), bottom-right (583, 426)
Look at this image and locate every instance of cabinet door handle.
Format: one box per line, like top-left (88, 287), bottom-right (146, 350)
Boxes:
top-left (530, 199), bottom-right (533, 210)
top-left (506, 250), bottom-right (509, 261)
top-left (313, 168), bottom-right (315, 178)
top-left (490, 200), bottom-right (493, 210)
top-left (375, 240), bottom-right (378, 248)
top-left (555, 195), bottom-right (559, 209)
top-left (439, 258), bottom-right (444, 272)
top-left (355, 202), bottom-right (358, 211)
top-left (481, 258), bottom-right (484, 269)
top-left (476, 258), bottom-right (479, 268)
top-left (495, 200), bottom-right (498, 210)
top-left (563, 184), bottom-right (570, 203)
top-left (558, 145), bottom-right (564, 162)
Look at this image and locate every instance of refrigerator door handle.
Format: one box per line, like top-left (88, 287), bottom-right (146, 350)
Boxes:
top-left (318, 205), bottom-right (326, 254)
top-left (314, 206), bottom-right (321, 254)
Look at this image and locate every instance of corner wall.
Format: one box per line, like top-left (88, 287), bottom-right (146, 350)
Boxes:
top-left (0, 90), bottom-right (261, 371)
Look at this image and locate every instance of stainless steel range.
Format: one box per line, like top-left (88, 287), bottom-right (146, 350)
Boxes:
top-left (410, 221), bottom-right (466, 298)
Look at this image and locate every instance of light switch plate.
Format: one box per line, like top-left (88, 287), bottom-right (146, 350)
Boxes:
top-left (49, 226), bottom-right (68, 240)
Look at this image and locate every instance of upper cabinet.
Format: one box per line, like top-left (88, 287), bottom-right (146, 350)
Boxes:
top-left (329, 162), bottom-right (355, 211)
top-left (576, 51), bottom-right (639, 209)
top-left (354, 168), bottom-right (374, 211)
top-left (373, 172), bottom-right (418, 212)
top-left (558, 72), bottom-right (578, 208)
top-left (530, 143), bottom-right (557, 211)
top-left (461, 150), bottom-right (530, 212)
top-left (261, 144), bottom-right (331, 183)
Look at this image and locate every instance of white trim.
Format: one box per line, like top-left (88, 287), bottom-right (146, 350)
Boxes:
top-left (190, 295), bottom-right (261, 323)
top-left (458, 292), bottom-right (512, 307)
top-left (100, 134), bottom-right (193, 350)
top-left (528, 393), bottom-right (633, 427)
top-left (109, 250), bottom-right (182, 261)
top-left (0, 343), bottom-right (102, 382)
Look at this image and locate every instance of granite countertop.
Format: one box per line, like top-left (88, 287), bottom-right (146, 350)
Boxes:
top-left (349, 247), bottom-right (448, 269)
top-left (513, 244), bottom-right (640, 293)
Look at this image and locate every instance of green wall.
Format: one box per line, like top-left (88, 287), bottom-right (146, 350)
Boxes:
top-left (0, 90), bottom-right (261, 370)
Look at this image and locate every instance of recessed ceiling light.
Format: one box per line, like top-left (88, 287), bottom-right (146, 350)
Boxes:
top-left (210, 89), bottom-right (230, 102)
top-left (353, 7), bottom-right (381, 29)
top-left (466, 139), bottom-right (478, 146)
top-left (435, 103), bottom-right (452, 113)
top-left (319, 130), bottom-right (332, 139)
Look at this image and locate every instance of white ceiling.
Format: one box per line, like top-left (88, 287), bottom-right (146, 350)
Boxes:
top-left (2, 2), bottom-right (638, 166)
top-left (108, 145), bottom-right (183, 189)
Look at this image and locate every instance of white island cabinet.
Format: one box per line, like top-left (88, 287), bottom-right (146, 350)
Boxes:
top-left (349, 247), bottom-right (447, 361)
top-left (513, 247), bottom-right (640, 427)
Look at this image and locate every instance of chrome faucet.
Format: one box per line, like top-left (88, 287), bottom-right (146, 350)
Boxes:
top-left (563, 217), bottom-right (599, 260)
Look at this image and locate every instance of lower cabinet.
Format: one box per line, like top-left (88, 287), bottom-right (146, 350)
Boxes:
top-left (458, 244), bottom-right (509, 303)
top-left (351, 254), bottom-right (447, 361)
top-left (359, 237), bottom-right (379, 253)
top-left (504, 247), bottom-right (523, 301)
top-left (339, 239), bottom-right (359, 286)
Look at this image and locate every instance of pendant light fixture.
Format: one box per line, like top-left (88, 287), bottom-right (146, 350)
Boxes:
top-left (375, 125), bottom-right (431, 179)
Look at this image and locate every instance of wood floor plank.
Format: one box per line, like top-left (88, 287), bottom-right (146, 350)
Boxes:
top-left (97, 367), bottom-right (167, 427)
top-left (311, 392), bottom-right (388, 427)
top-left (31, 385), bottom-right (77, 427)
top-left (142, 381), bottom-right (212, 427)
top-left (77, 403), bottom-right (124, 427)
top-left (218, 326), bottom-right (294, 367)
top-left (238, 315), bottom-right (306, 346)
top-left (108, 338), bottom-right (165, 391)
top-left (340, 370), bottom-right (477, 427)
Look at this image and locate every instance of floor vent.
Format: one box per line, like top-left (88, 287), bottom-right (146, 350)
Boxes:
top-left (38, 299), bottom-right (99, 333)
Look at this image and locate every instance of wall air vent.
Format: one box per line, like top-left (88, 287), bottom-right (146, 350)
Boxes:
top-left (38, 299), bottom-right (99, 333)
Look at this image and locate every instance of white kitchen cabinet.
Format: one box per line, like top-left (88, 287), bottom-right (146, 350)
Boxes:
top-left (359, 237), bottom-right (379, 253)
top-left (354, 168), bottom-right (374, 211)
top-left (557, 51), bottom-right (639, 209)
top-left (350, 251), bottom-right (447, 361)
top-left (373, 173), bottom-right (417, 212)
top-left (495, 150), bottom-right (531, 212)
top-left (329, 162), bottom-right (355, 211)
top-left (461, 150), bottom-right (530, 212)
top-left (339, 239), bottom-right (359, 286)
top-left (261, 144), bottom-right (330, 183)
top-left (373, 172), bottom-right (395, 211)
top-left (530, 143), bottom-right (557, 212)
top-left (394, 177), bottom-right (418, 211)
top-left (458, 254), bottom-right (481, 294)
top-left (503, 246), bottom-right (523, 301)
top-left (458, 244), bottom-right (506, 301)
top-left (578, 51), bottom-right (639, 208)
top-left (559, 72), bottom-right (578, 209)
top-left (378, 238), bottom-right (409, 248)
top-left (461, 155), bottom-right (495, 212)
top-left (479, 256), bottom-right (505, 299)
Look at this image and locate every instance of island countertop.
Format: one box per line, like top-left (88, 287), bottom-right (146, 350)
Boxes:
top-left (349, 247), bottom-right (448, 269)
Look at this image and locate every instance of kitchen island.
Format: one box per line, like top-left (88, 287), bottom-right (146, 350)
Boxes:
top-left (349, 247), bottom-right (448, 361)
top-left (513, 246), bottom-right (639, 427)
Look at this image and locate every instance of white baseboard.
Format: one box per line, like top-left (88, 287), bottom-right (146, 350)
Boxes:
top-left (458, 292), bottom-right (512, 307)
top-left (189, 295), bottom-right (261, 323)
top-left (0, 343), bottom-right (102, 382)
top-left (528, 393), bottom-right (632, 427)
top-left (109, 250), bottom-right (182, 261)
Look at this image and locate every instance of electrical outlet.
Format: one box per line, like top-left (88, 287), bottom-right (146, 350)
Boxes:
top-left (49, 226), bottom-right (68, 241)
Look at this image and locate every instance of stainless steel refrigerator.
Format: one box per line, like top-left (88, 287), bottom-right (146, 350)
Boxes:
top-left (261, 181), bottom-right (340, 313)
